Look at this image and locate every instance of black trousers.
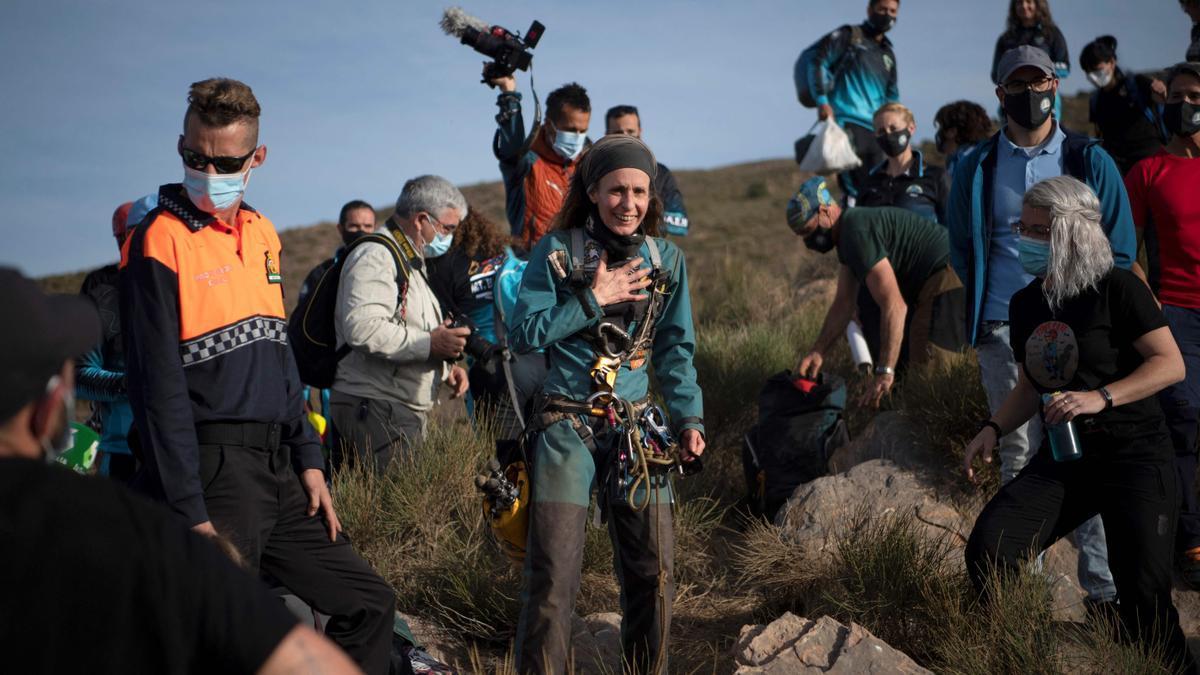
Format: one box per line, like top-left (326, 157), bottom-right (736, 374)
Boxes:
top-left (965, 430), bottom-right (1194, 673)
top-left (838, 121), bottom-right (887, 201)
top-left (198, 438), bottom-right (396, 674)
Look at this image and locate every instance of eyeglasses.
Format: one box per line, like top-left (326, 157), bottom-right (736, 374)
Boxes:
top-left (1012, 220), bottom-right (1051, 237)
top-left (1000, 77), bottom-right (1055, 95)
top-left (179, 146), bottom-right (256, 174)
top-left (423, 213), bottom-right (458, 235)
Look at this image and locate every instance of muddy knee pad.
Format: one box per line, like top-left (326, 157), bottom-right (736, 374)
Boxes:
top-left (609, 500), bottom-right (674, 673)
top-left (516, 421), bottom-right (595, 674)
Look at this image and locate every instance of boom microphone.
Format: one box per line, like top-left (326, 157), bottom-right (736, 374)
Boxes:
top-left (438, 6), bottom-right (545, 83)
top-left (439, 6), bottom-right (488, 38)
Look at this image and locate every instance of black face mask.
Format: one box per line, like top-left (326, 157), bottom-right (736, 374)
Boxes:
top-left (866, 12), bottom-right (896, 33)
top-left (1003, 88), bottom-right (1054, 131)
top-left (1164, 101), bottom-right (1200, 137)
top-left (586, 210), bottom-right (645, 268)
top-left (803, 226), bottom-right (836, 254)
top-left (876, 129), bottom-right (911, 158)
top-left (341, 229), bottom-right (368, 247)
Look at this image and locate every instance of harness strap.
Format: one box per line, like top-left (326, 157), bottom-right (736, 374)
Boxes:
top-left (644, 236), bottom-right (662, 271)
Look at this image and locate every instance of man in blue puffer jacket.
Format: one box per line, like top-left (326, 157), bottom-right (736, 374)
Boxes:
top-left (807, 0), bottom-right (900, 201)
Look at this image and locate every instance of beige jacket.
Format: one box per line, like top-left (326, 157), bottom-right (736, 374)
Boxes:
top-left (332, 226), bottom-right (448, 412)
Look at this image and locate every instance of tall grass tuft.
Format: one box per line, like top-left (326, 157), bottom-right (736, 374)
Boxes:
top-left (931, 564), bottom-right (1062, 675)
top-left (894, 351), bottom-right (993, 493)
top-left (821, 507), bottom-right (962, 662)
top-left (332, 414), bottom-right (526, 643)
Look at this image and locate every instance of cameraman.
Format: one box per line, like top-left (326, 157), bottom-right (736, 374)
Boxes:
top-left (489, 74), bottom-right (590, 250)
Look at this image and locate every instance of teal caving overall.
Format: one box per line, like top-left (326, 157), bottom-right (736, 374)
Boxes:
top-left (508, 225), bottom-right (704, 675)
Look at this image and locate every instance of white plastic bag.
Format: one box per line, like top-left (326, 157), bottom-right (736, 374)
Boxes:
top-left (798, 121), bottom-right (862, 174)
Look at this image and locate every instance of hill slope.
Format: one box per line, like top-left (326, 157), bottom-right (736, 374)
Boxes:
top-left (40, 157), bottom-right (814, 306)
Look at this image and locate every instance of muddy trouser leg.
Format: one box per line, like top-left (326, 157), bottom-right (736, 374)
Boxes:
top-left (516, 419), bottom-right (596, 674)
top-left (608, 474), bottom-right (674, 675)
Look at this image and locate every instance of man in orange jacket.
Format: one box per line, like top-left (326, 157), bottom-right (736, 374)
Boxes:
top-left (489, 74), bottom-right (591, 249)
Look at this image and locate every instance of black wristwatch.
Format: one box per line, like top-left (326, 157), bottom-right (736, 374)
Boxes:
top-left (1098, 386), bottom-right (1114, 410)
top-left (979, 419), bottom-right (1003, 439)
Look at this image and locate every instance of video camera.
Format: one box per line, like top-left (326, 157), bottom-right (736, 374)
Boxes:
top-left (440, 7), bottom-right (545, 85)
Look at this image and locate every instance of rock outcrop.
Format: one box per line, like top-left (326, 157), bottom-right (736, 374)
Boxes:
top-left (571, 612), bottom-right (622, 674)
top-left (733, 613), bottom-right (931, 673)
top-left (774, 459), bottom-right (969, 558)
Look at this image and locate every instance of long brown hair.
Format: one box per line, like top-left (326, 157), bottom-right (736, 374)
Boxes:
top-left (451, 207), bottom-right (511, 260)
top-left (1007, 0), bottom-right (1055, 31)
top-left (551, 170), bottom-right (663, 237)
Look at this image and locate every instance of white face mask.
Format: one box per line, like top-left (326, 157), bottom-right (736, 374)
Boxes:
top-left (40, 375), bottom-right (73, 464)
top-left (1087, 69), bottom-right (1114, 89)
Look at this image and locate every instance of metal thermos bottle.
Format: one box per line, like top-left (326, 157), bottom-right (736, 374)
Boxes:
top-left (1042, 392), bottom-right (1083, 462)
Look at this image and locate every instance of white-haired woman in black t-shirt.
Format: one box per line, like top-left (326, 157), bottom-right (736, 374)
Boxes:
top-left (962, 175), bottom-right (1192, 670)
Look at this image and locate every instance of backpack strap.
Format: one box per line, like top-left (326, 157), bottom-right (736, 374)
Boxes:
top-left (644, 236), bottom-right (663, 272)
top-left (567, 227), bottom-right (588, 287)
top-left (848, 24), bottom-right (864, 47)
top-left (1061, 129), bottom-right (1094, 185)
top-left (346, 231), bottom-right (412, 282)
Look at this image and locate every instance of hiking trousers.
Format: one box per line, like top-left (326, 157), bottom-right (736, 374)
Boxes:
top-left (1160, 305), bottom-right (1200, 552)
top-left (965, 435), bottom-right (1194, 673)
top-left (197, 425), bottom-right (396, 674)
top-left (515, 418), bottom-right (674, 675)
top-left (858, 264), bottom-right (966, 371)
top-left (329, 391), bottom-right (426, 473)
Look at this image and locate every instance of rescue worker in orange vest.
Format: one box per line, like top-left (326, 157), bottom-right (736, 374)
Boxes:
top-left (120, 77), bottom-right (395, 674)
top-left (488, 73), bottom-right (591, 250)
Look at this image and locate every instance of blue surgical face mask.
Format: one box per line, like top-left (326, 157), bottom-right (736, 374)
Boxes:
top-left (183, 165), bottom-right (251, 214)
top-left (1018, 237), bottom-right (1051, 277)
top-left (550, 123), bottom-right (586, 161)
top-left (423, 231), bottom-right (453, 258)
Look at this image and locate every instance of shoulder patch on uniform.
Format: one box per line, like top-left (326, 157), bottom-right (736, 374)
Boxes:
top-left (883, 55), bottom-right (894, 71)
top-left (583, 240), bottom-right (602, 271)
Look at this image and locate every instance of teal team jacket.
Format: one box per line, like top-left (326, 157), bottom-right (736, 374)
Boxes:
top-left (510, 229), bottom-right (705, 438)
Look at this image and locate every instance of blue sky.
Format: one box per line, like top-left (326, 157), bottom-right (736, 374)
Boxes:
top-left (0, 0), bottom-right (1187, 276)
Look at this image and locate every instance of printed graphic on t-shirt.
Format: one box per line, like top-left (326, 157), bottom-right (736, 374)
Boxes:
top-left (1026, 320), bottom-right (1078, 388)
top-left (468, 254), bottom-right (503, 300)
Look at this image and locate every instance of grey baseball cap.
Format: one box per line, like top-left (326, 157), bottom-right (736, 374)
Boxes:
top-left (996, 45), bottom-right (1057, 83)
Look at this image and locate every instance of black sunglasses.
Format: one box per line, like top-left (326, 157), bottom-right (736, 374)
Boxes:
top-left (179, 146), bottom-right (256, 174)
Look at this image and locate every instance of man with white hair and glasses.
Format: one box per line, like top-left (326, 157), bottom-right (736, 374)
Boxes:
top-left (331, 175), bottom-right (471, 472)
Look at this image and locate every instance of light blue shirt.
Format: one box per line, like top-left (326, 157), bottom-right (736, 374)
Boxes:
top-left (982, 123), bottom-right (1067, 322)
